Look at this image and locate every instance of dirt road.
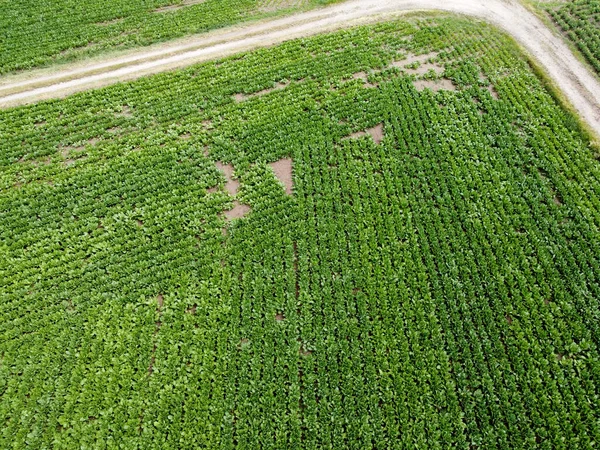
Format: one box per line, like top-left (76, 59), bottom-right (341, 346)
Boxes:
top-left (1, 0), bottom-right (599, 139)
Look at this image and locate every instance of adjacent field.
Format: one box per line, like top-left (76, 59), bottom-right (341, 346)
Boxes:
top-left (0, 0), bottom-right (334, 75)
top-left (547, 0), bottom-right (600, 74)
top-left (2, 15), bottom-right (600, 449)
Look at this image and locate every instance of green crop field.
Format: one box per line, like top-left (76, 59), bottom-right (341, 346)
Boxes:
top-left (0, 0), bottom-right (335, 75)
top-left (2, 15), bottom-right (600, 449)
top-left (547, 0), bottom-right (600, 75)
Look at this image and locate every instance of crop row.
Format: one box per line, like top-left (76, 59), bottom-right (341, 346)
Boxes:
top-left (1, 16), bottom-right (600, 449)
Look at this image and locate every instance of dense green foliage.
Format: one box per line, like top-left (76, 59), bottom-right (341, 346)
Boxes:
top-left (2, 15), bottom-right (600, 449)
top-left (548, 0), bottom-right (600, 73)
top-left (0, 0), bottom-right (332, 74)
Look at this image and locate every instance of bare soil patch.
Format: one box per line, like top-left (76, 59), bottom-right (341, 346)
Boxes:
top-left (392, 52), bottom-right (444, 76)
top-left (408, 62), bottom-right (445, 76)
top-left (234, 81), bottom-right (290, 102)
top-left (215, 161), bottom-right (240, 195)
top-left (400, 51), bottom-right (440, 66)
top-left (413, 78), bottom-right (456, 92)
top-left (351, 71), bottom-right (378, 88)
top-left (269, 158), bottom-right (293, 195)
top-left (224, 201), bottom-right (251, 220)
top-left (479, 73), bottom-right (499, 99)
top-left (487, 84), bottom-right (499, 99)
top-left (347, 123), bottom-right (384, 144)
top-left (119, 105), bottom-right (133, 117)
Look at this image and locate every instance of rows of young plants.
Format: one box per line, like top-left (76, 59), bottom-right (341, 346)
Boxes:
top-left (548, 0), bottom-right (600, 74)
top-left (1, 14), bottom-right (600, 449)
top-left (0, 0), bottom-right (332, 75)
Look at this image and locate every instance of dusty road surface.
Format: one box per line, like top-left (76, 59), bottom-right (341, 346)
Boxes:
top-left (1, 0), bottom-right (600, 139)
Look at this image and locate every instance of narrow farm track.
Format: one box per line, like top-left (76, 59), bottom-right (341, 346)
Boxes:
top-left (1, 0), bottom-right (600, 139)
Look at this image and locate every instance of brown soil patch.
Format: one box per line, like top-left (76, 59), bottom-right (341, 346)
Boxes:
top-left (153, 0), bottom-right (206, 13)
top-left (409, 62), bottom-right (444, 76)
top-left (119, 105), bottom-right (133, 117)
top-left (269, 158), bottom-right (293, 195)
top-left (413, 78), bottom-right (456, 92)
top-left (59, 144), bottom-right (84, 155)
top-left (351, 71), bottom-right (378, 88)
top-left (157, 294), bottom-right (164, 308)
top-left (392, 51), bottom-right (442, 75)
top-left (25, 156), bottom-right (53, 167)
top-left (487, 84), bottom-right (499, 99)
top-left (478, 73), bottom-right (499, 99)
top-left (367, 123), bottom-right (384, 144)
top-left (186, 305), bottom-right (197, 314)
top-left (59, 147), bottom-right (72, 159)
top-left (347, 123), bottom-right (384, 144)
top-left (234, 81), bottom-right (290, 102)
top-left (402, 51), bottom-right (439, 65)
top-left (275, 313), bottom-right (285, 321)
top-left (505, 315), bottom-right (513, 324)
top-left (224, 201), bottom-right (250, 220)
top-left (215, 161), bottom-right (239, 195)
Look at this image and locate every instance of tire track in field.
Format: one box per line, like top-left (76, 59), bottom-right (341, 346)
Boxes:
top-left (1, 0), bottom-right (599, 140)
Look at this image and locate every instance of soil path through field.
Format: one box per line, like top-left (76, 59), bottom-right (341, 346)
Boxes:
top-left (1, 0), bottom-right (599, 139)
